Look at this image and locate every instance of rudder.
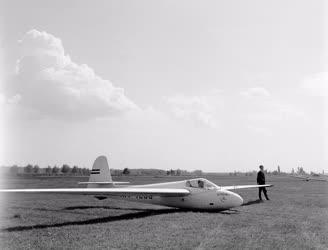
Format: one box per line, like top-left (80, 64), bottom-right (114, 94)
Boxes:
top-left (88, 156), bottom-right (112, 188)
top-left (78, 156), bottom-right (129, 188)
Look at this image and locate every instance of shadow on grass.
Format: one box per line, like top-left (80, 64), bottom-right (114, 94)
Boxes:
top-left (62, 205), bottom-right (154, 211)
top-left (242, 199), bottom-right (263, 206)
top-left (2, 207), bottom-right (239, 232)
top-left (10, 205), bottom-right (153, 213)
top-left (2, 208), bottom-right (179, 232)
top-left (63, 206), bottom-right (240, 214)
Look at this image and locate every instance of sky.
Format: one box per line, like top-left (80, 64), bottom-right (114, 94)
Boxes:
top-left (0, 0), bottom-right (327, 173)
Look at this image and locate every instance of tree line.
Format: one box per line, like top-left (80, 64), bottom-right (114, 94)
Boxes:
top-left (7, 165), bottom-right (204, 177)
top-left (9, 164), bottom-right (90, 176)
top-left (6, 164), bottom-right (315, 177)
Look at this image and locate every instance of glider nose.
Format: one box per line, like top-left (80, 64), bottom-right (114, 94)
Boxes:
top-left (231, 192), bottom-right (243, 207)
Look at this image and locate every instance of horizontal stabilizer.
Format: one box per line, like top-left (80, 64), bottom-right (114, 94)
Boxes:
top-left (78, 181), bottom-right (130, 185)
top-left (221, 184), bottom-right (273, 190)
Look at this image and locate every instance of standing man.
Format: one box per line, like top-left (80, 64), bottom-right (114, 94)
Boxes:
top-left (257, 165), bottom-right (269, 201)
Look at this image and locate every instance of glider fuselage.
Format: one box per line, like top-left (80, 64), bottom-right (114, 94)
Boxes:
top-left (100, 179), bottom-right (244, 210)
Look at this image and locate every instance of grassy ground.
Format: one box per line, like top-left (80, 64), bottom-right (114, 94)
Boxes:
top-left (0, 175), bottom-right (327, 250)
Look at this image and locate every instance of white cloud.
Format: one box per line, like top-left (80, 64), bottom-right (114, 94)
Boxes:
top-left (245, 104), bottom-right (304, 124)
top-left (240, 87), bottom-right (271, 98)
top-left (240, 87), bottom-right (303, 120)
top-left (8, 29), bottom-right (138, 120)
top-left (302, 72), bottom-right (328, 97)
top-left (7, 94), bottom-right (21, 105)
top-left (0, 93), bottom-right (5, 105)
top-left (240, 87), bottom-right (305, 133)
top-left (162, 87), bottom-right (305, 133)
top-left (164, 93), bottom-right (221, 128)
top-left (0, 93), bottom-right (21, 105)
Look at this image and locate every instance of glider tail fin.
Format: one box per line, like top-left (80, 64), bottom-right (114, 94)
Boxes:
top-left (78, 156), bottom-right (129, 188)
top-left (88, 156), bottom-right (112, 188)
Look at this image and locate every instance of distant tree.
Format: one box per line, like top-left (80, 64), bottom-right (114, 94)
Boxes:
top-left (123, 168), bottom-right (130, 175)
top-left (61, 164), bottom-right (71, 174)
top-left (181, 170), bottom-right (188, 176)
top-left (71, 166), bottom-right (79, 175)
top-left (291, 168), bottom-right (295, 174)
top-left (82, 168), bottom-right (90, 176)
top-left (176, 169), bottom-right (181, 176)
top-left (52, 166), bottom-right (60, 175)
top-left (135, 169), bottom-right (142, 176)
top-left (277, 166), bottom-right (280, 173)
top-left (193, 170), bottom-right (203, 176)
top-left (166, 170), bottom-right (170, 175)
top-left (111, 169), bottom-right (122, 176)
top-left (24, 164), bottom-right (33, 174)
top-left (10, 165), bottom-right (19, 175)
top-left (272, 170), bottom-right (278, 175)
top-left (46, 166), bottom-right (52, 175)
top-left (297, 167), bottom-right (306, 175)
top-left (33, 165), bottom-right (40, 174)
top-left (170, 169), bottom-right (175, 176)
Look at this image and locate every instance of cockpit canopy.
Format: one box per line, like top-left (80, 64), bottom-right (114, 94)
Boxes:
top-left (185, 178), bottom-right (217, 190)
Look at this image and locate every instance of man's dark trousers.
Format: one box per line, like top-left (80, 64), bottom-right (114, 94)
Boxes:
top-left (259, 187), bottom-right (269, 200)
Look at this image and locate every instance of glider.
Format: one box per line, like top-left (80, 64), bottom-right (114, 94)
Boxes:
top-left (290, 174), bottom-right (327, 182)
top-left (0, 156), bottom-right (273, 210)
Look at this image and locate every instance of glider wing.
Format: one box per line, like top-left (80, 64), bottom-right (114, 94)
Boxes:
top-left (220, 184), bottom-right (273, 190)
top-left (0, 188), bottom-right (190, 197)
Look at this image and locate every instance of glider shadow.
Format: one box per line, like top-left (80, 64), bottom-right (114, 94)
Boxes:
top-left (242, 199), bottom-right (263, 206)
top-left (2, 207), bottom-right (239, 232)
top-left (62, 205), bottom-right (155, 211)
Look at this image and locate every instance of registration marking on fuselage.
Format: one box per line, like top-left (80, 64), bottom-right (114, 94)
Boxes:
top-left (120, 195), bottom-right (153, 200)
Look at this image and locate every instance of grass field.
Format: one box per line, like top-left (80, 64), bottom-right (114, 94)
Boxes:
top-left (0, 175), bottom-right (327, 249)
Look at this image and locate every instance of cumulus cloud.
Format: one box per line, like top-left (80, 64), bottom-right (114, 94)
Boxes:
top-left (240, 87), bottom-right (271, 98)
top-left (245, 103), bottom-right (304, 124)
top-left (239, 87), bottom-right (305, 133)
top-left (164, 93), bottom-right (221, 128)
top-left (7, 29), bottom-right (138, 120)
top-left (163, 87), bottom-right (305, 132)
top-left (0, 92), bottom-right (21, 106)
top-left (302, 72), bottom-right (328, 97)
